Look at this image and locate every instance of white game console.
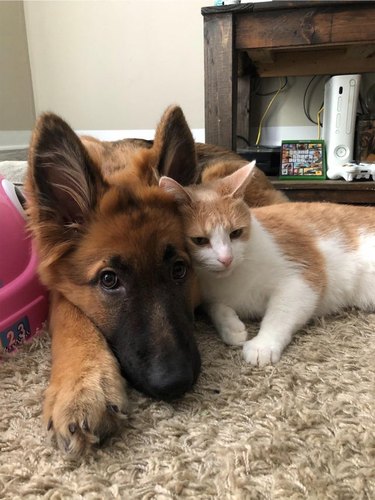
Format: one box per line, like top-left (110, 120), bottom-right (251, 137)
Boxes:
top-left (322, 74), bottom-right (375, 181)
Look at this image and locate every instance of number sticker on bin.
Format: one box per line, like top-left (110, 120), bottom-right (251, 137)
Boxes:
top-left (0, 316), bottom-right (31, 353)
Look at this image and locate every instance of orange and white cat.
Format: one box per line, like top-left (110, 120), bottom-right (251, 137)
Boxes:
top-left (160, 162), bottom-right (375, 366)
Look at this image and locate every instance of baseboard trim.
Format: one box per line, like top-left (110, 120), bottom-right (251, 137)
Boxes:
top-left (0, 128), bottom-right (206, 150)
top-left (77, 128), bottom-right (206, 143)
top-left (0, 131), bottom-right (32, 150)
top-left (1, 126), bottom-right (321, 151)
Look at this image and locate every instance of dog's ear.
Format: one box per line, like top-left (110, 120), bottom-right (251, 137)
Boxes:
top-left (152, 105), bottom-right (197, 186)
top-left (27, 113), bottom-right (107, 228)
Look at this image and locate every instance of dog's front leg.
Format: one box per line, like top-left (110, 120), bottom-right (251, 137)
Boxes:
top-left (43, 292), bottom-right (128, 458)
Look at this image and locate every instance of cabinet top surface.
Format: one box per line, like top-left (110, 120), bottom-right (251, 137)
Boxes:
top-left (202, 1), bottom-right (374, 16)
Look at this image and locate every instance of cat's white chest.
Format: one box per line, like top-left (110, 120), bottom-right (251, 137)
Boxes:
top-left (200, 264), bottom-right (273, 318)
top-left (197, 217), bottom-right (289, 319)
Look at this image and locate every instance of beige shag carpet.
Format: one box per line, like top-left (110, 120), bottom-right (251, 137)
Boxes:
top-left (1, 161), bottom-right (374, 498)
top-left (1, 311), bottom-right (375, 499)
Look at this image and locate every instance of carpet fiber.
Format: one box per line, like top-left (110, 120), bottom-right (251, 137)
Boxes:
top-left (1, 312), bottom-right (374, 499)
top-left (1, 161), bottom-right (374, 498)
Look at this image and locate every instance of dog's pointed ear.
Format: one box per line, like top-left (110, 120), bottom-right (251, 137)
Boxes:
top-left (152, 105), bottom-right (197, 186)
top-left (27, 113), bottom-right (107, 228)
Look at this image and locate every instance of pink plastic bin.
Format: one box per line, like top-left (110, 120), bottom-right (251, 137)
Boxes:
top-left (0, 175), bottom-right (49, 354)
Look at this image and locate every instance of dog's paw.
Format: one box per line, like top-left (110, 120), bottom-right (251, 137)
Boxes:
top-left (43, 357), bottom-right (128, 459)
top-left (243, 337), bottom-right (283, 366)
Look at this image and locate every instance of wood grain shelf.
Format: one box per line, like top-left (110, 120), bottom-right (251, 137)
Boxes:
top-left (270, 178), bottom-right (375, 204)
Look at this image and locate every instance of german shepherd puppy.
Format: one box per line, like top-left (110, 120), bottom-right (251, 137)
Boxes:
top-left (26, 105), bottom-right (287, 457)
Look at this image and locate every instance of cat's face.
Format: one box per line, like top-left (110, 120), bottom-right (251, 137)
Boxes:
top-left (159, 161), bottom-right (255, 277)
top-left (182, 194), bottom-right (250, 276)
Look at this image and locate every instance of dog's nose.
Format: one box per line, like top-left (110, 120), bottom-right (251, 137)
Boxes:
top-left (149, 367), bottom-right (196, 400)
top-left (145, 347), bottom-right (201, 400)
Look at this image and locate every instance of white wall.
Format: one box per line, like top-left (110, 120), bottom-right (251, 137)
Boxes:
top-left (23, 0), bottom-right (206, 132)
top-left (249, 73), bottom-right (375, 147)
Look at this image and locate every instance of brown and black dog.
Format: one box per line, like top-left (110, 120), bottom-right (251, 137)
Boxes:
top-left (26, 105), bottom-right (287, 457)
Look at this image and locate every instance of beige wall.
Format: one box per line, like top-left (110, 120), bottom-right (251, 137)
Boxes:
top-left (2, 1), bottom-right (374, 147)
top-left (0, 1), bottom-right (35, 131)
top-left (24, 0), bottom-right (206, 131)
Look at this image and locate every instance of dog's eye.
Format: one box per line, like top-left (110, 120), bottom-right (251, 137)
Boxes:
top-left (171, 260), bottom-right (187, 282)
top-left (100, 270), bottom-right (119, 290)
top-left (230, 228), bottom-right (243, 240)
top-left (191, 237), bottom-right (209, 246)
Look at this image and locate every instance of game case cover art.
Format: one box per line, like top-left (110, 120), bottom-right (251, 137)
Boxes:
top-left (280, 140), bottom-right (325, 179)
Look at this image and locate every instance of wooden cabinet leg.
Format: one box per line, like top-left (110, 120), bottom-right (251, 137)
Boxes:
top-left (203, 13), bottom-right (238, 150)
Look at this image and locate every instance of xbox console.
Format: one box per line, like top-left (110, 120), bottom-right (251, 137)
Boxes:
top-left (323, 74), bottom-right (375, 181)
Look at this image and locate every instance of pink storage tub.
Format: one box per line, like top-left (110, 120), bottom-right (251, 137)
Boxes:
top-left (0, 175), bottom-right (49, 354)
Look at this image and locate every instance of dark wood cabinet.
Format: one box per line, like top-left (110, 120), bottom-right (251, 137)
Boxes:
top-left (202, 1), bottom-right (375, 203)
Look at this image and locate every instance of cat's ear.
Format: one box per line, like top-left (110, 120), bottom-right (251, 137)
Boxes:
top-left (159, 176), bottom-right (192, 204)
top-left (223, 161), bottom-right (256, 198)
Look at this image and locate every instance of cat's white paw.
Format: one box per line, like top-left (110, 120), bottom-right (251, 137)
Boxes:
top-left (207, 303), bottom-right (248, 346)
top-left (243, 337), bottom-right (283, 366)
top-left (219, 317), bottom-right (248, 346)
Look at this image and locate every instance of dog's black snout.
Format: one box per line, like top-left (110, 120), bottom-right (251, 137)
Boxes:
top-left (150, 371), bottom-right (194, 400)
top-left (147, 352), bottom-right (201, 400)
top-left (112, 304), bottom-right (202, 400)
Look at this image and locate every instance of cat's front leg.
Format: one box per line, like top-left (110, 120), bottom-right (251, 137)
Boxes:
top-left (205, 303), bottom-right (248, 346)
top-left (243, 278), bottom-right (319, 366)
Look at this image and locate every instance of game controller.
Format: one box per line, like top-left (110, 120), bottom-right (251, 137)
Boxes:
top-left (326, 162), bottom-right (375, 182)
top-left (0, 175), bottom-right (49, 355)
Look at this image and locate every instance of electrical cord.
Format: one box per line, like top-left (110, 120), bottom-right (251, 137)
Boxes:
top-left (237, 135), bottom-right (251, 147)
top-left (317, 106), bottom-right (324, 139)
top-left (304, 75), bottom-right (331, 126)
top-left (303, 76), bottom-right (319, 124)
top-left (359, 93), bottom-right (366, 115)
top-left (255, 77), bottom-right (288, 96)
top-left (255, 77), bottom-right (284, 146)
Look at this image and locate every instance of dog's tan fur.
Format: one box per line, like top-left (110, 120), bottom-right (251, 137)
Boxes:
top-left (81, 138), bottom-right (288, 209)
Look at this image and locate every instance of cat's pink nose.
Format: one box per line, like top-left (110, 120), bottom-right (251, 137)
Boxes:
top-left (218, 255), bottom-right (233, 268)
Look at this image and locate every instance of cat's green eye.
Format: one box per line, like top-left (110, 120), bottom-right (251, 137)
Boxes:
top-left (191, 236), bottom-right (209, 246)
top-left (230, 229), bottom-right (243, 240)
